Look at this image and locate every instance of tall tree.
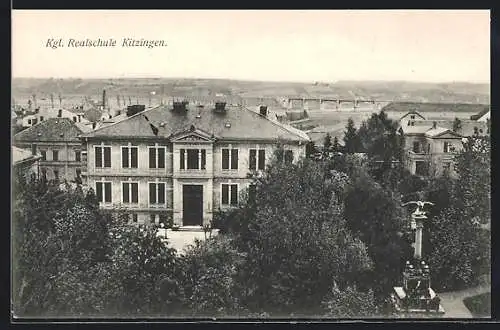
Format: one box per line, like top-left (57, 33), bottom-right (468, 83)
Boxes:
top-left (323, 133), bottom-right (332, 153)
top-left (452, 117), bottom-right (462, 133)
top-left (343, 118), bottom-right (359, 154)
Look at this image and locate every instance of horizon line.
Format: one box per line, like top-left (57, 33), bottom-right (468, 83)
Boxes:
top-left (12, 76), bottom-right (491, 85)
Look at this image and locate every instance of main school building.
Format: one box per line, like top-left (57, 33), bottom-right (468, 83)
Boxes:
top-left (80, 102), bottom-right (309, 228)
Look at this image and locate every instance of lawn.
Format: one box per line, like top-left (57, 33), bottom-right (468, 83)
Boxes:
top-left (463, 292), bottom-right (491, 318)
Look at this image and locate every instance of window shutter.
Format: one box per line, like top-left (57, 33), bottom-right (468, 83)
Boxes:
top-left (123, 183), bottom-right (129, 203)
top-left (95, 147), bottom-right (102, 167)
top-left (96, 182), bottom-right (103, 202)
top-left (158, 148), bottom-right (165, 168)
top-left (149, 183), bottom-right (156, 204)
top-left (230, 184), bottom-right (238, 205)
top-left (249, 149), bottom-right (256, 170)
top-left (158, 183), bottom-right (165, 204)
top-left (131, 183), bottom-right (138, 203)
top-left (104, 182), bottom-right (111, 203)
top-left (221, 184), bottom-right (229, 205)
top-left (222, 149), bottom-right (229, 169)
top-left (149, 148), bottom-right (156, 168)
top-left (131, 148), bottom-right (138, 168)
top-left (258, 150), bottom-right (266, 170)
top-left (104, 147), bottom-right (111, 167)
top-left (231, 149), bottom-right (238, 169)
top-left (122, 147), bottom-right (129, 168)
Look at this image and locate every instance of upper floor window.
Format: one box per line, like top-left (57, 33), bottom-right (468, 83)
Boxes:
top-left (410, 115), bottom-right (416, 120)
top-left (222, 148), bottom-right (238, 170)
top-left (413, 142), bottom-right (420, 153)
top-left (40, 150), bottom-right (47, 161)
top-left (149, 182), bottom-right (166, 205)
top-left (249, 149), bottom-right (266, 170)
top-left (95, 146), bottom-right (111, 168)
top-left (52, 150), bottom-right (59, 161)
top-left (149, 147), bottom-right (166, 169)
top-left (96, 181), bottom-right (112, 203)
top-left (75, 150), bottom-right (81, 162)
top-left (122, 146), bottom-right (138, 168)
top-left (122, 182), bottom-right (139, 204)
top-left (443, 142), bottom-right (455, 153)
top-left (221, 184), bottom-right (238, 206)
top-left (180, 148), bottom-right (206, 170)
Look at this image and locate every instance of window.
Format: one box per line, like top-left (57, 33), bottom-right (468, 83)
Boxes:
top-left (180, 148), bottom-right (206, 170)
top-left (222, 148), bottom-right (239, 170)
top-left (52, 150), bottom-right (59, 161)
top-left (128, 213), bottom-right (138, 223)
top-left (443, 162), bottom-right (451, 172)
top-left (122, 182), bottom-right (139, 204)
top-left (284, 150), bottom-right (294, 163)
top-left (149, 182), bottom-right (166, 205)
top-left (27, 119), bottom-right (31, 125)
top-left (415, 161), bottom-right (429, 176)
top-left (248, 184), bottom-right (257, 204)
top-left (31, 144), bottom-right (37, 155)
top-left (413, 142), bottom-right (420, 153)
top-left (95, 146), bottom-right (111, 168)
top-left (32, 119), bottom-right (37, 125)
top-left (150, 214), bottom-right (157, 225)
top-left (76, 169), bottom-right (81, 177)
top-left (75, 150), bottom-right (81, 162)
top-left (73, 116), bottom-right (77, 122)
top-left (122, 146), bottom-right (138, 168)
top-left (54, 170), bottom-right (59, 181)
top-left (41, 150), bottom-right (47, 161)
top-left (40, 116), bottom-right (44, 121)
top-left (96, 182), bottom-right (112, 203)
top-left (149, 147), bottom-right (166, 169)
top-left (221, 184), bottom-right (238, 206)
top-left (249, 149), bottom-right (266, 170)
top-left (410, 115), bottom-right (415, 120)
top-left (443, 142), bottom-right (455, 153)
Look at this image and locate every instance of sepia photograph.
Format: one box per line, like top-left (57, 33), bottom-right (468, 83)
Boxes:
top-left (11, 9), bottom-right (491, 320)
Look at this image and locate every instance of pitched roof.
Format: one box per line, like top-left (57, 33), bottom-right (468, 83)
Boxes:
top-left (401, 125), bottom-right (433, 135)
top-left (82, 104), bottom-right (310, 142)
top-left (410, 120), bottom-right (488, 137)
top-left (424, 127), bottom-right (452, 138)
top-left (400, 110), bottom-right (426, 120)
top-left (13, 117), bottom-right (89, 142)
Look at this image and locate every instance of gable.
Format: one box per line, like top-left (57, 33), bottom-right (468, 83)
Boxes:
top-left (169, 125), bottom-right (215, 142)
top-left (429, 131), bottom-right (463, 139)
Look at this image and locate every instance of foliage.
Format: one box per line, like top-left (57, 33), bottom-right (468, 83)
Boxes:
top-left (332, 136), bottom-right (341, 152)
top-left (343, 118), bottom-right (360, 154)
top-left (178, 236), bottom-right (246, 316)
top-left (322, 285), bottom-right (379, 318)
top-left (452, 117), bottom-right (462, 132)
top-left (323, 133), bottom-right (332, 152)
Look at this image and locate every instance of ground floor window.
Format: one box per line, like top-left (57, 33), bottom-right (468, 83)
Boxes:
top-left (221, 184), bottom-right (238, 206)
top-left (415, 161), bottom-right (429, 176)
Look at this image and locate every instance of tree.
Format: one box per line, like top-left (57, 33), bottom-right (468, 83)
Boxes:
top-left (322, 285), bottom-right (378, 318)
top-left (343, 118), bottom-right (359, 154)
top-left (216, 153), bottom-right (373, 315)
top-left (323, 133), bottom-right (332, 153)
top-left (332, 136), bottom-right (341, 152)
top-left (452, 117), bottom-right (462, 133)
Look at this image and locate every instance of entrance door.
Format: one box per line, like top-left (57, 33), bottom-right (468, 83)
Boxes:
top-left (182, 185), bottom-right (203, 226)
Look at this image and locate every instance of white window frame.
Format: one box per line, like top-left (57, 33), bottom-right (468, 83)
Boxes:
top-left (94, 144), bottom-right (112, 168)
top-left (220, 182), bottom-right (239, 207)
top-left (221, 147), bottom-right (239, 170)
top-left (180, 148), bottom-right (206, 170)
top-left (249, 148), bottom-right (266, 170)
top-left (121, 180), bottom-right (140, 204)
top-left (121, 144), bottom-right (139, 169)
top-left (95, 180), bottom-right (112, 204)
top-left (148, 145), bottom-right (167, 169)
top-left (148, 181), bottom-right (167, 206)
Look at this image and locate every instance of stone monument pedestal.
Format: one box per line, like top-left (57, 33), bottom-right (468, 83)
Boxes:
top-left (390, 260), bottom-right (445, 316)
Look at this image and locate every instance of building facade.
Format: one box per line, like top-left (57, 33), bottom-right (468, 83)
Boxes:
top-left (12, 146), bottom-right (41, 182)
top-left (403, 124), bottom-right (464, 177)
top-left (80, 102), bottom-right (309, 227)
top-left (13, 118), bottom-right (92, 182)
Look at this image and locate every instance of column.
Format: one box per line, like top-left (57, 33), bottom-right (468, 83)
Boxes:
top-left (414, 217), bottom-right (424, 259)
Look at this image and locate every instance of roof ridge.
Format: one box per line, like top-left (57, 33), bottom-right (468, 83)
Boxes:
top-left (241, 106), bottom-right (310, 141)
top-left (84, 105), bottom-right (162, 136)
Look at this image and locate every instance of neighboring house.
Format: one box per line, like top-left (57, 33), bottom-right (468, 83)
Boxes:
top-left (80, 101), bottom-right (310, 227)
top-left (402, 123), bottom-right (464, 177)
top-left (12, 146), bottom-right (41, 182)
top-left (470, 107), bottom-right (490, 122)
top-left (399, 110), bottom-right (426, 127)
top-left (13, 118), bottom-right (93, 183)
top-left (21, 114), bottom-right (39, 128)
top-left (402, 119), bottom-right (489, 137)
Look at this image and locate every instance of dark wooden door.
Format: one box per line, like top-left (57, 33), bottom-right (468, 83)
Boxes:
top-left (182, 185), bottom-right (203, 226)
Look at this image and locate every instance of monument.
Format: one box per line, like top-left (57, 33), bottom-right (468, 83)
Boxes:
top-left (390, 201), bottom-right (445, 316)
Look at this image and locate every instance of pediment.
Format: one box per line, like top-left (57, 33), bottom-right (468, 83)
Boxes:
top-left (169, 125), bottom-right (215, 142)
top-left (433, 132), bottom-right (463, 139)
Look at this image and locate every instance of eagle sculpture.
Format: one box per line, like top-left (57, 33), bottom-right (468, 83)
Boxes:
top-left (401, 201), bottom-right (434, 216)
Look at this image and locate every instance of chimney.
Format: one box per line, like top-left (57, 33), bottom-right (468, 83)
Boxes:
top-left (173, 101), bottom-right (188, 113)
top-left (58, 109), bottom-right (62, 118)
top-left (214, 102), bottom-right (227, 113)
top-left (102, 89), bottom-right (106, 109)
top-left (259, 105), bottom-right (268, 117)
top-left (126, 104), bottom-right (146, 117)
top-left (432, 121), bottom-right (437, 129)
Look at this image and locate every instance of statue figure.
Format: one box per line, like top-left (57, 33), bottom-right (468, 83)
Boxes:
top-left (401, 201), bottom-right (434, 217)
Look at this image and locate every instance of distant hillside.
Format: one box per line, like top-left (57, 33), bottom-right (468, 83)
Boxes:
top-left (382, 102), bottom-right (490, 113)
top-left (12, 77), bottom-right (490, 105)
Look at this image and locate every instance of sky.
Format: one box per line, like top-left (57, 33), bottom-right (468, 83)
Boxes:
top-left (12, 10), bottom-right (490, 83)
